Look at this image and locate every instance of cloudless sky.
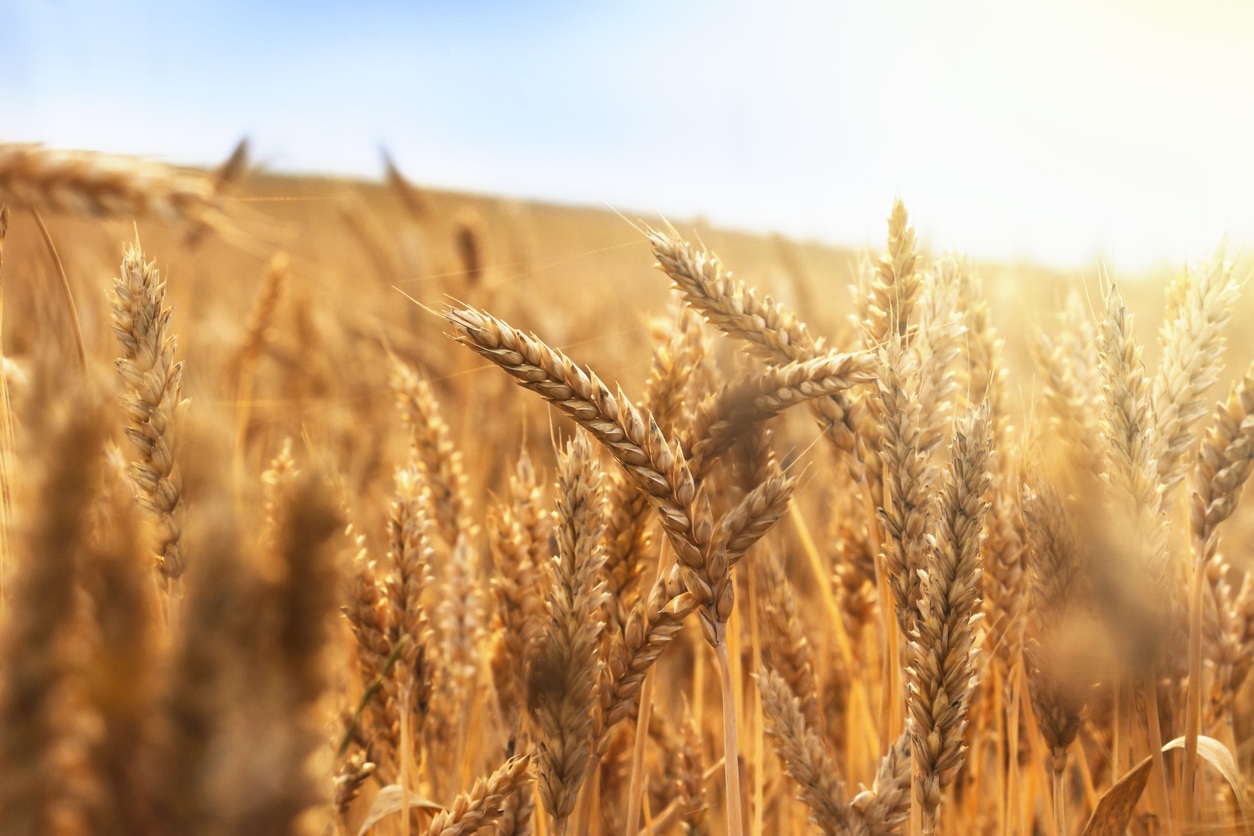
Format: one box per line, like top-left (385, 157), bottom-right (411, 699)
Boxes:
top-left (5, 0), bottom-right (1254, 270)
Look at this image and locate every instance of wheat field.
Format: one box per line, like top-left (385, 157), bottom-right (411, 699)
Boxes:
top-left (0, 142), bottom-right (1251, 836)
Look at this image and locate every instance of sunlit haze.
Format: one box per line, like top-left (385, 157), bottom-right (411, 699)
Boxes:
top-left (6, 0), bottom-right (1254, 271)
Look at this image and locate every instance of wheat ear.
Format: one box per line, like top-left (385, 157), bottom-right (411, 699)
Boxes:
top-left (530, 432), bottom-right (607, 830)
top-left (391, 356), bottom-right (472, 549)
top-left (907, 405), bottom-right (992, 834)
top-left (344, 539), bottom-right (398, 780)
top-left (1153, 245), bottom-right (1240, 506)
top-left (110, 237), bottom-right (188, 598)
top-left (647, 225), bottom-right (861, 456)
top-left (1098, 284), bottom-right (1168, 575)
top-left (1032, 291), bottom-right (1106, 475)
top-left (0, 396), bottom-right (104, 831)
top-left (865, 198), bottom-right (923, 347)
top-left (443, 306), bottom-right (714, 618)
top-left (598, 565), bottom-right (697, 746)
top-left (686, 351), bottom-right (878, 473)
top-left (259, 468), bottom-right (344, 831)
top-left (488, 450), bottom-right (551, 742)
top-left (758, 667), bottom-right (856, 834)
top-left (386, 464), bottom-right (436, 831)
top-left (1021, 475), bottom-right (1086, 835)
top-left (876, 333), bottom-right (932, 637)
top-left (421, 752), bottom-right (534, 836)
top-left (757, 552), bottom-right (823, 735)
top-left (1184, 369), bottom-right (1254, 821)
top-left (0, 142), bottom-right (222, 230)
top-left (232, 251), bottom-right (288, 469)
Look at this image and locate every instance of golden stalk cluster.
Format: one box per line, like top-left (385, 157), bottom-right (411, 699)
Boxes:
top-left (0, 142), bottom-right (1252, 836)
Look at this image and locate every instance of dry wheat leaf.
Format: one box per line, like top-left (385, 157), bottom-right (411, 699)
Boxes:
top-left (1081, 753), bottom-right (1154, 836)
top-left (357, 784), bottom-right (444, 835)
top-left (1162, 735), bottom-right (1251, 822)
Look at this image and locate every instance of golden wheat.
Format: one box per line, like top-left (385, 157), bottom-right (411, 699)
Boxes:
top-left (0, 151), bottom-right (1252, 836)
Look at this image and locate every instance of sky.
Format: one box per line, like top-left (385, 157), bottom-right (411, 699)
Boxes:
top-left (4, 0), bottom-right (1254, 271)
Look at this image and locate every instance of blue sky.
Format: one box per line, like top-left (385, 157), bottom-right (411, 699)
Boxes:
top-left (5, 0), bottom-right (1254, 270)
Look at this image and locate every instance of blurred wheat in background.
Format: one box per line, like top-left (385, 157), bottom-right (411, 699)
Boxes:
top-left (0, 140), bottom-right (1253, 836)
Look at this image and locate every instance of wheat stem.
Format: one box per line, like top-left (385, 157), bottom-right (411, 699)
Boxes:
top-left (714, 636), bottom-right (745, 836)
top-left (31, 210), bottom-right (86, 372)
top-left (1051, 763), bottom-right (1065, 836)
top-left (624, 668), bottom-right (655, 836)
